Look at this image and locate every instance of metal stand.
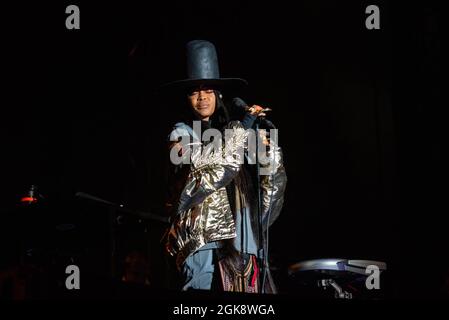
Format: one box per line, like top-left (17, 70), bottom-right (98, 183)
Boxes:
top-left (254, 120), bottom-right (266, 293)
top-left (318, 279), bottom-right (353, 299)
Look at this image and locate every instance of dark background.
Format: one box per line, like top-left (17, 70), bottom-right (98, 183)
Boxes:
top-left (1, 1), bottom-right (446, 298)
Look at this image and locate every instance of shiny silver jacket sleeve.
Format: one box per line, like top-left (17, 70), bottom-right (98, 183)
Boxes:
top-left (165, 122), bottom-right (248, 265)
top-left (260, 143), bottom-right (287, 230)
top-left (176, 122), bottom-right (247, 215)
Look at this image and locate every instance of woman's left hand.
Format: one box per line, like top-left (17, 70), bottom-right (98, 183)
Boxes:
top-left (248, 105), bottom-right (267, 117)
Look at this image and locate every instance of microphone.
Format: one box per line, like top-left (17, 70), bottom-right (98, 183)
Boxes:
top-left (232, 97), bottom-right (272, 113)
top-left (232, 97), bottom-right (276, 129)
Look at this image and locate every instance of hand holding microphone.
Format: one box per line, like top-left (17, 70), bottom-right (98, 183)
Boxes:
top-left (233, 97), bottom-right (271, 117)
top-left (233, 97), bottom-right (276, 129)
top-left (247, 105), bottom-right (271, 117)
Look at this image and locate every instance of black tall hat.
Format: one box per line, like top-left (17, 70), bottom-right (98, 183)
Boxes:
top-left (160, 40), bottom-right (248, 91)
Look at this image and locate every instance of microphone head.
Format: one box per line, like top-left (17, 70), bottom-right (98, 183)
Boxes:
top-left (232, 97), bottom-right (272, 114)
top-left (232, 97), bottom-right (248, 109)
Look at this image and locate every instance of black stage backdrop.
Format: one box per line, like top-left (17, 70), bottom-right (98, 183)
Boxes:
top-left (0, 1), bottom-right (446, 299)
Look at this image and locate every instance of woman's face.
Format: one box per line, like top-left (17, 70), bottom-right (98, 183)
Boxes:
top-left (187, 87), bottom-right (216, 121)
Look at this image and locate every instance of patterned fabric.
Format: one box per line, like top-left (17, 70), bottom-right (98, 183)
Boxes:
top-left (218, 255), bottom-right (259, 293)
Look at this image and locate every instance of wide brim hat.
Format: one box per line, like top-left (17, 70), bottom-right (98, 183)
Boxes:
top-left (159, 40), bottom-right (248, 92)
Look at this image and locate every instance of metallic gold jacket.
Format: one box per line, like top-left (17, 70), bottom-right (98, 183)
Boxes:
top-left (164, 121), bottom-right (287, 268)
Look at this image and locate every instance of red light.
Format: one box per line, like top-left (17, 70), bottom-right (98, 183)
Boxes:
top-left (20, 197), bottom-right (37, 203)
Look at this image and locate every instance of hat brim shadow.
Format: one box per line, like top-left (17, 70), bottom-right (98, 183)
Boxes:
top-left (157, 78), bottom-right (248, 94)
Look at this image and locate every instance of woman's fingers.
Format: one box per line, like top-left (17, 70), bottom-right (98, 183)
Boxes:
top-left (249, 105), bottom-right (268, 116)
